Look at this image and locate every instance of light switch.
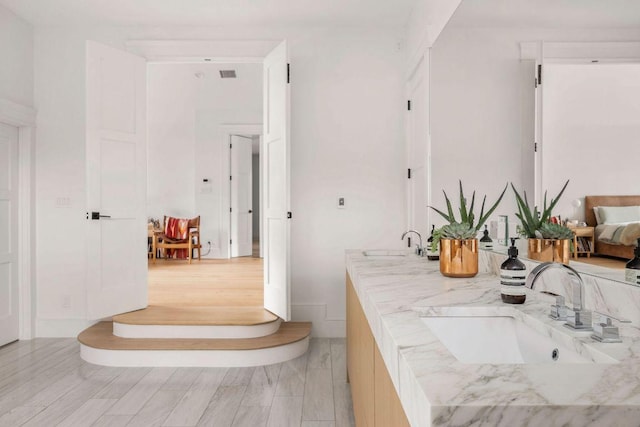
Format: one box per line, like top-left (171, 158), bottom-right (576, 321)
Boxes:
top-left (338, 197), bottom-right (345, 209)
top-left (55, 197), bottom-right (71, 208)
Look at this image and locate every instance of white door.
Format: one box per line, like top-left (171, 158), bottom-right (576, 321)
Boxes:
top-left (230, 135), bottom-right (253, 257)
top-left (407, 55), bottom-right (430, 242)
top-left (86, 41), bottom-right (147, 319)
top-left (263, 41), bottom-right (291, 320)
top-left (0, 122), bottom-right (19, 346)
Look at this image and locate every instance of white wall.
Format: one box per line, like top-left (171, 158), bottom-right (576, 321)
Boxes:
top-left (0, 4), bottom-right (33, 106)
top-left (542, 63), bottom-right (640, 221)
top-left (147, 63), bottom-right (262, 258)
top-left (33, 25), bottom-right (406, 336)
top-left (430, 27), bottom-right (640, 231)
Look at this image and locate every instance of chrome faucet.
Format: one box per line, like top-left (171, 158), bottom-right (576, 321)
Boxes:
top-left (401, 230), bottom-right (424, 257)
top-left (525, 262), bottom-right (592, 331)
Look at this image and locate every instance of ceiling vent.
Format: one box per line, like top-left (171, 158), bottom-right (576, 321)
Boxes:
top-left (219, 70), bottom-right (237, 79)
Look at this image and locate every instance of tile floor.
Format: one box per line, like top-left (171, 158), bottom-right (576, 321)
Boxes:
top-left (0, 338), bottom-right (354, 427)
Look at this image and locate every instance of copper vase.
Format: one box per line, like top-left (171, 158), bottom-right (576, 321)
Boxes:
top-left (439, 238), bottom-right (479, 278)
top-left (527, 238), bottom-right (570, 265)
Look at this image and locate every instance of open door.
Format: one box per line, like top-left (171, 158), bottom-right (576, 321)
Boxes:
top-left (0, 123), bottom-right (19, 346)
top-left (263, 41), bottom-right (291, 320)
top-left (86, 41), bottom-right (147, 319)
top-left (230, 135), bottom-right (253, 257)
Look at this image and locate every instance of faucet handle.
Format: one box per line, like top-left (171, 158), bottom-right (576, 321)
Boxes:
top-left (542, 291), bottom-right (569, 321)
top-left (565, 309), bottom-right (593, 331)
top-left (591, 312), bottom-right (631, 343)
top-left (550, 295), bottom-right (569, 321)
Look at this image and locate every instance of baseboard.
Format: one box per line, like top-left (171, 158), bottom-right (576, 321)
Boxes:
top-left (291, 304), bottom-right (345, 338)
top-left (36, 318), bottom-right (96, 337)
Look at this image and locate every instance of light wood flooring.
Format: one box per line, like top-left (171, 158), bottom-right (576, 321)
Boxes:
top-left (0, 337), bottom-right (354, 427)
top-left (148, 257), bottom-right (264, 307)
top-left (130, 257), bottom-right (272, 327)
top-left (79, 322), bottom-right (310, 351)
top-left (574, 255), bottom-right (627, 270)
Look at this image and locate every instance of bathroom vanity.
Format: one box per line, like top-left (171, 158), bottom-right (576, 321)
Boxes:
top-left (346, 249), bottom-right (640, 426)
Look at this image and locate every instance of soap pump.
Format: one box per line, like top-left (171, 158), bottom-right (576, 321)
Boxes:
top-left (500, 238), bottom-right (527, 304)
top-left (479, 225), bottom-right (493, 250)
top-left (625, 238), bottom-right (640, 286)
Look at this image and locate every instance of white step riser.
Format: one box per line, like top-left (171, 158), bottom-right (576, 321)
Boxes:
top-left (113, 319), bottom-right (281, 339)
top-left (80, 336), bottom-right (309, 367)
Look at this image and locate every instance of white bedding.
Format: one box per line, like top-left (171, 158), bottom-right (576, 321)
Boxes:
top-left (595, 222), bottom-right (640, 246)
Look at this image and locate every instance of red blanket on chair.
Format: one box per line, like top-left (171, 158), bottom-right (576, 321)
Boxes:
top-left (164, 217), bottom-right (190, 259)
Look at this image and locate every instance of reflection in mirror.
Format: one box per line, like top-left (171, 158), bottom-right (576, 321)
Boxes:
top-left (433, 1), bottom-right (640, 286)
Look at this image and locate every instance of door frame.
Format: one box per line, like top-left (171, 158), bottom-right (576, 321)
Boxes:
top-left (222, 125), bottom-right (263, 259)
top-left (0, 98), bottom-right (36, 340)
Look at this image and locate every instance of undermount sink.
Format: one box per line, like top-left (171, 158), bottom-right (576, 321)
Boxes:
top-left (421, 315), bottom-right (618, 364)
top-left (362, 250), bottom-right (407, 257)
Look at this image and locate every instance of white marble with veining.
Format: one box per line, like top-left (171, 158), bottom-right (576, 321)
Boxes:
top-left (346, 249), bottom-right (640, 427)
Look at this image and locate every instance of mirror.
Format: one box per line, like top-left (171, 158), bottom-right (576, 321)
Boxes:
top-left (435, 0), bottom-right (640, 286)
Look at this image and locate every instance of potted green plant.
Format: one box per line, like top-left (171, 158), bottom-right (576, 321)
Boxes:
top-left (511, 180), bottom-right (573, 264)
top-left (430, 181), bottom-right (507, 278)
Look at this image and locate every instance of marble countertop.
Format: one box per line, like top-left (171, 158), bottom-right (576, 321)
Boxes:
top-left (346, 250), bottom-right (640, 427)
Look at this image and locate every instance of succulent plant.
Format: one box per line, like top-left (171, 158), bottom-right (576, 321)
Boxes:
top-left (430, 180), bottom-right (508, 232)
top-left (511, 180), bottom-right (569, 238)
top-left (429, 181), bottom-right (507, 251)
top-left (537, 222), bottom-right (574, 240)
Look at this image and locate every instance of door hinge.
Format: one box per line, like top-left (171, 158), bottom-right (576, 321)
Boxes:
top-left (408, 237), bottom-right (411, 248)
top-left (230, 175), bottom-right (232, 181)
top-left (537, 64), bottom-right (542, 86)
top-left (230, 239), bottom-right (232, 245)
top-left (408, 168), bottom-right (412, 179)
top-left (230, 207), bottom-right (232, 213)
top-left (287, 63), bottom-right (290, 84)
top-left (407, 100), bottom-right (411, 111)
top-left (534, 142), bottom-right (538, 152)
top-left (230, 143), bottom-right (232, 149)
top-left (287, 212), bottom-right (292, 219)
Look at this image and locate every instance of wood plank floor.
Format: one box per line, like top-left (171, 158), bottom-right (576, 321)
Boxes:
top-left (114, 306), bottom-right (278, 326)
top-left (79, 322), bottom-right (311, 351)
top-left (148, 257), bottom-right (264, 307)
top-left (0, 338), bottom-right (354, 427)
top-left (574, 255), bottom-right (626, 270)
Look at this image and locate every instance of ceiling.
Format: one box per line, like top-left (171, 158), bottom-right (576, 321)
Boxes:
top-left (448, 0), bottom-right (640, 29)
top-left (0, 0), bottom-right (417, 28)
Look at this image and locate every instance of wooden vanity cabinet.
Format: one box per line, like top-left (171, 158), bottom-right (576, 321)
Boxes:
top-left (347, 273), bottom-right (411, 427)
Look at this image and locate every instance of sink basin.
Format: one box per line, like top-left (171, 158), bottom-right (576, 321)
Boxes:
top-left (362, 250), bottom-right (406, 257)
top-left (421, 315), bottom-right (617, 364)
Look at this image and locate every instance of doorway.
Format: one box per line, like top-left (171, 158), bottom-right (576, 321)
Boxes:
top-left (146, 63), bottom-right (264, 309)
top-left (85, 39), bottom-right (291, 321)
top-left (229, 134), bottom-right (262, 259)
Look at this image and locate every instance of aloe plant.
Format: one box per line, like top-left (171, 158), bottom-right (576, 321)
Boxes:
top-left (538, 222), bottom-right (574, 240)
top-left (511, 180), bottom-right (569, 238)
top-left (429, 181), bottom-right (508, 250)
top-left (430, 180), bottom-right (508, 232)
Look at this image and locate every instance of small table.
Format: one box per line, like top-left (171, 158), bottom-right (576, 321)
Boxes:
top-left (570, 226), bottom-right (595, 259)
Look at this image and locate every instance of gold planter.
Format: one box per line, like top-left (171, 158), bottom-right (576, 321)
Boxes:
top-left (439, 238), bottom-right (478, 278)
top-left (527, 238), bottom-right (570, 265)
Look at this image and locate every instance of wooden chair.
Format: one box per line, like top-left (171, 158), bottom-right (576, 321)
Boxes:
top-left (154, 216), bottom-right (202, 264)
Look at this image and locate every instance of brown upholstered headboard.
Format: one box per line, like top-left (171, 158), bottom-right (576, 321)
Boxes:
top-left (584, 195), bottom-right (640, 227)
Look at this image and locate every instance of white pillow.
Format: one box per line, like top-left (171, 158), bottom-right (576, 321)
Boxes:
top-left (593, 207), bottom-right (602, 225)
top-left (598, 205), bottom-right (640, 225)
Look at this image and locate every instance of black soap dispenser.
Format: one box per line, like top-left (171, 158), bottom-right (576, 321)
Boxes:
top-left (500, 238), bottom-right (527, 304)
top-left (625, 238), bottom-right (640, 286)
top-left (426, 225), bottom-right (439, 261)
top-left (479, 225), bottom-right (493, 250)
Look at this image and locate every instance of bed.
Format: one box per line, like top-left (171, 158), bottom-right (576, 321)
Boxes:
top-left (585, 195), bottom-right (640, 260)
